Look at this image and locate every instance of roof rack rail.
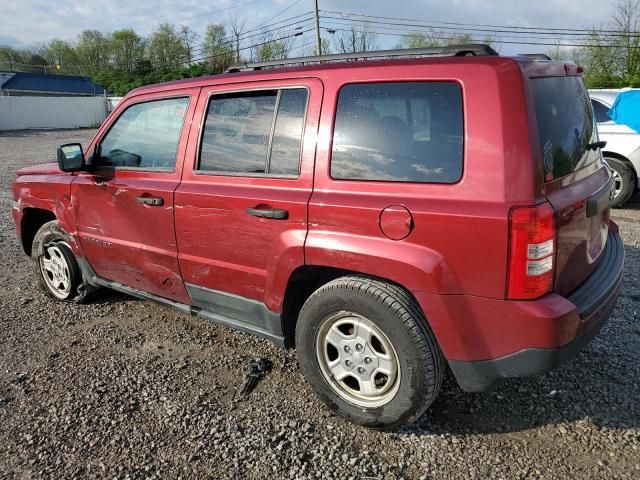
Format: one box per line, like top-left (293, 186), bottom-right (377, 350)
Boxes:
top-left (225, 44), bottom-right (499, 73)
top-left (519, 53), bottom-right (552, 60)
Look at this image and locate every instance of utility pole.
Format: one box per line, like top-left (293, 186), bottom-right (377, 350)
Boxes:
top-left (313, 0), bottom-right (321, 55)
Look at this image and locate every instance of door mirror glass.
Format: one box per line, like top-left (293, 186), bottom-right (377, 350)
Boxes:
top-left (57, 143), bottom-right (85, 172)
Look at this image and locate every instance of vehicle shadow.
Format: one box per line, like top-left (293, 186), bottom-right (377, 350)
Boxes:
top-left (402, 243), bottom-right (640, 436)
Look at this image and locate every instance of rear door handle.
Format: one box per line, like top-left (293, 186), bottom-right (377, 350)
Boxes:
top-left (246, 207), bottom-right (288, 219)
top-left (136, 195), bottom-right (164, 206)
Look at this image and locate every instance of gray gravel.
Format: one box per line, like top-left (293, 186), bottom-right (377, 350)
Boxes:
top-left (1, 129), bottom-right (639, 479)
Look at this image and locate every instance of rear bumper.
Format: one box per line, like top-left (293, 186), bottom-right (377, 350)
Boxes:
top-left (419, 227), bottom-right (624, 392)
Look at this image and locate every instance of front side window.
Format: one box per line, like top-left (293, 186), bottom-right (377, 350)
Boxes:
top-left (331, 82), bottom-right (464, 183)
top-left (199, 88), bottom-right (308, 176)
top-left (97, 97), bottom-right (189, 171)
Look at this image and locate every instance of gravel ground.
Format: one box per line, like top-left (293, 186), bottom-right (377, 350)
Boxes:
top-left (0, 129), bottom-right (639, 480)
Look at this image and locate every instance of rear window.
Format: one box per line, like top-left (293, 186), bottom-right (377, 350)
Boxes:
top-left (331, 82), bottom-right (463, 183)
top-left (531, 76), bottom-right (598, 181)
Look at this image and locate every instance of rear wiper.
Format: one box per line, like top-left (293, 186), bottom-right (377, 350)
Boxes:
top-left (585, 140), bottom-right (607, 151)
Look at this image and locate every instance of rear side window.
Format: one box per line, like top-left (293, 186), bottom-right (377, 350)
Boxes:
top-left (199, 88), bottom-right (308, 176)
top-left (331, 82), bottom-right (464, 183)
top-left (98, 97), bottom-right (189, 171)
top-left (531, 76), bottom-right (598, 181)
top-left (591, 99), bottom-right (611, 123)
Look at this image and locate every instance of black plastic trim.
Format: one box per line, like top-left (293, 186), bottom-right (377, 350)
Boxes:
top-left (567, 229), bottom-right (624, 317)
top-left (76, 258), bottom-right (285, 346)
top-left (185, 283), bottom-right (285, 346)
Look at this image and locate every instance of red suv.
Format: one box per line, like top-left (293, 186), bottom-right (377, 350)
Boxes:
top-left (12, 45), bottom-right (624, 429)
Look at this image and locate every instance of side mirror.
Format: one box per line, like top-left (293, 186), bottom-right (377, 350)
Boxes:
top-left (57, 143), bottom-right (85, 172)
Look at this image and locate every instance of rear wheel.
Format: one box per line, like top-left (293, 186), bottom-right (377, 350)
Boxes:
top-left (295, 276), bottom-right (444, 430)
top-left (31, 221), bottom-right (95, 303)
top-left (606, 157), bottom-right (636, 207)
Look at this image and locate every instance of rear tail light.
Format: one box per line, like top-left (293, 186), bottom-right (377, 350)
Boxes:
top-left (507, 202), bottom-right (556, 300)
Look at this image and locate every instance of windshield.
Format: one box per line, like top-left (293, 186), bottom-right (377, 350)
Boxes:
top-left (531, 76), bottom-right (598, 181)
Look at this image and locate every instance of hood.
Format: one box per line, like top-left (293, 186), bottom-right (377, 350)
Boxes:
top-left (16, 161), bottom-right (63, 176)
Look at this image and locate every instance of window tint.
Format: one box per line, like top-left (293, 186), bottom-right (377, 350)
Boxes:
top-left (270, 89), bottom-right (307, 175)
top-left (98, 97), bottom-right (189, 170)
top-left (331, 82), bottom-right (463, 183)
top-left (591, 99), bottom-right (611, 123)
top-left (531, 76), bottom-right (598, 180)
top-left (200, 92), bottom-right (277, 173)
top-left (199, 88), bottom-right (308, 175)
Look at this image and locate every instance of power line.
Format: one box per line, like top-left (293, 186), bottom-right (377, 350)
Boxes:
top-left (252, 0), bottom-right (306, 30)
top-left (327, 26), bottom-right (633, 49)
top-left (189, 15), bottom-right (315, 56)
top-left (190, 28), bottom-right (314, 64)
top-left (320, 18), bottom-right (613, 44)
top-left (321, 9), bottom-right (640, 36)
top-left (320, 15), bottom-right (640, 40)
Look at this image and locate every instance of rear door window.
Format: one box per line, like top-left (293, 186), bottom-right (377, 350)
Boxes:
top-left (331, 82), bottom-right (464, 183)
top-left (198, 88), bottom-right (308, 176)
top-left (531, 76), bottom-right (598, 180)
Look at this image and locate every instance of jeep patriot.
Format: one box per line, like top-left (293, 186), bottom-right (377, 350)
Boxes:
top-left (11, 45), bottom-right (625, 429)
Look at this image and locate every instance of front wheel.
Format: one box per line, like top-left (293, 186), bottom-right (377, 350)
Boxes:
top-left (295, 277), bottom-right (444, 430)
top-left (31, 220), bottom-right (95, 303)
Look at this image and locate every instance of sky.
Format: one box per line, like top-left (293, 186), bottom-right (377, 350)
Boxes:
top-left (0, 0), bottom-right (619, 57)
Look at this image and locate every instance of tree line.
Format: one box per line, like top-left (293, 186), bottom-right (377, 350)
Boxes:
top-left (1, 1), bottom-right (639, 96)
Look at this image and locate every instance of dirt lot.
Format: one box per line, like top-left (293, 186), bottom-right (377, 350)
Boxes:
top-left (0, 129), bottom-right (639, 479)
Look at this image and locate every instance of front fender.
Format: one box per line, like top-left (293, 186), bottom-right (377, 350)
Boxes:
top-left (12, 175), bottom-right (82, 256)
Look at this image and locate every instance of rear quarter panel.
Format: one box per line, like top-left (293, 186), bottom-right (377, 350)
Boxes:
top-left (307, 58), bottom-right (537, 299)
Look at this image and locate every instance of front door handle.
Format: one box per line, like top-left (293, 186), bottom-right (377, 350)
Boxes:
top-left (246, 207), bottom-right (288, 219)
top-left (136, 195), bottom-right (164, 206)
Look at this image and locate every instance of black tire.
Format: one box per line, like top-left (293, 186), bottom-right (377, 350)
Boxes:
top-left (295, 276), bottom-right (444, 430)
top-left (606, 157), bottom-right (637, 208)
top-left (31, 220), bottom-right (95, 303)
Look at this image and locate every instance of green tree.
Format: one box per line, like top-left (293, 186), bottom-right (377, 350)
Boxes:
top-left (0, 45), bottom-right (23, 71)
top-left (201, 23), bottom-right (234, 71)
top-left (336, 26), bottom-right (377, 53)
top-left (147, 23), bottom-right (188, 69)
top-left (44, 39), bottom-right (78, 72)
top-left (398, 32), bottom-right (442, 49)
top-left (110, 29), bottom-right (145, 71)
top-left (77, 30), bottom-right (110, 71)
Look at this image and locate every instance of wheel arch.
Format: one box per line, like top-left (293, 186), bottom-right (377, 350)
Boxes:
top-left (603, 151), bottom-right (638, 178)
top-left (20, 208), bottom-right (56, 255)
top-left (281, 265), bottom-right (431, 348)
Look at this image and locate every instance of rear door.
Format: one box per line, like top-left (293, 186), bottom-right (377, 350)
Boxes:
top-left (530, 75), bottom-right (613, 296)
top-left (175, 78), bottom-right (322, 315)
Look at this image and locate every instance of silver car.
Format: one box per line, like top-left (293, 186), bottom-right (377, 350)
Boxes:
top-left (589, 89), bottom-right (639, 206)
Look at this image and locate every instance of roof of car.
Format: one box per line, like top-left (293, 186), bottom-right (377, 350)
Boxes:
top-left (127, 53), bottom-right (571, 98)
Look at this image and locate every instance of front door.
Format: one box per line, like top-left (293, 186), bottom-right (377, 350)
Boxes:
top-left (175, 78), bottom-right (323, 318)
top-left (72, 90), bottom-right (199, 303)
